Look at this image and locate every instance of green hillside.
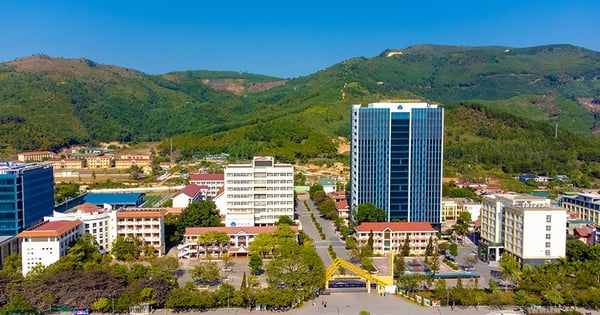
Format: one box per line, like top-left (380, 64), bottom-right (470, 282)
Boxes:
top-left (2, 46), bottom-right (600, 184)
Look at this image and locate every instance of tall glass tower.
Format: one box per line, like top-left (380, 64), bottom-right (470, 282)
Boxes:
top-left (0, 162), bottom-right (54, 236)
top-left (350, 102), bottom-right (443, 226)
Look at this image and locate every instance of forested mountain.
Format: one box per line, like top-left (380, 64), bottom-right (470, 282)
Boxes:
top-left (1, 45), bottom-right (600, 182)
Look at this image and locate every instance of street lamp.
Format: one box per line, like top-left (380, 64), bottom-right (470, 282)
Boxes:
top-left (112, 290), bottom-right (116, 315)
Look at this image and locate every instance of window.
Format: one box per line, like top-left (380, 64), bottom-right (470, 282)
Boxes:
top-left (545, 250), bottom-right (551, 256)
top-left (545, 225), bottom-right (551, 231)
top-left (545, 234), bottom-right (551, 240)
top-left (546, 215), bottom-right (551, 223)
top-left (545, 242), bottom-right (551, 248)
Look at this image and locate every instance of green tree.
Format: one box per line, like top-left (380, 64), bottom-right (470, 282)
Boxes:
top-left (425, 236), bottom-right (435, 257)
top-left (449, 243), bottom-right (459, 257)
top-left (354, 203), bottom-right (386, 223)
top-left (401, 234), bottom-right (411, 256)
top-left (111, 237), bottom-right (141, 261)
top-left (319, 198), bottom-right (338, 219)
top-left (276, 215), bottom-right (296, 226)
top-left (249, 233), bottom-right (275, 258)
top-left (499, 253), bottom-right (522, 289)
top-left (191, 261), bottom-right (221, 286)
top-left (178, 201), bottom-right (223, 236)
top-left (393, 254), bottom-right (406, 276)
top-left (309, 184), bottom-right (324, 199)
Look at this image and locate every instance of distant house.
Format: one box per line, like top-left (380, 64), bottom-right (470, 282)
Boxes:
top-left (518, 174), bottom-right (550, 184)
top-left (172, 184), bottom-right (204, 208)
top-left (318, 178), bottom-right (336, 194)
top-left (47, 158), bottom-right (84, 169)
top-left (335, 200), bottom-right (350, 221)
top-left (18, 151), bottom-right (55, 162)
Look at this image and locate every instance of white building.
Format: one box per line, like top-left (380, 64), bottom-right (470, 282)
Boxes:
top-left (318, 178), bottom-right (336, 194)
top-left (479, 194), bottom-right (566, 267)
top-left (17, 220), bottom-right (84, 275)
top-left (172, 184), bottom-right (204, 208)
top-left (110, 207), bottom-right (166, 255)
top-left (50, 203), bottom-right (112, 252)
top-left (224, 156), bottom-right (294, 227)
top-left (189, 173), bottom-right (225, 200)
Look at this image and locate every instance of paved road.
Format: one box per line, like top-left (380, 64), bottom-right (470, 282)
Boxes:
top-left (152, 291), bottom-right (536, 315)
top-left (296, 195), bottom-right (349, 268)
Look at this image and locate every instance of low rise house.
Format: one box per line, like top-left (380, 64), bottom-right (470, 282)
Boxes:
top-left (172, 184), bottom-right (204, 208)
top-left (353, 222), bottom-right (437, 256)
top-left (318, 178), bottom-right (336, 194)
top-left (18, 151), bottom-right (55, 162)
top-left (0, 235), bottom-right (19, 269)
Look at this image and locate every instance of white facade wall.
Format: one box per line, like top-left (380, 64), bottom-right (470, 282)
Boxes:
top-left (224, 157), bottom-right (294, 226)
top-left (520, 209), bottom-right (566, 261)
top-left (50, 211), bottom-right (111, 252)
top-left (19, 222), bottom-right (84, 276)
top-left (172, 193), bottom-right (193, 208)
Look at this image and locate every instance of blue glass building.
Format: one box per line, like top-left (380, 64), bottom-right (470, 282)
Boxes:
top-left (350, 102), bottom-right (443, 225)
top-left (0, 162), bottom-right (55, 236)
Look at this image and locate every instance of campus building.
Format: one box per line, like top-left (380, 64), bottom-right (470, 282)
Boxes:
top-left (189, 173), bottom-right (225, 200)
top-left (50, 203), bottom-right (112, 252)
top-left (110, 207), bottom-right (166, 256)
top-left (353, 222), bottom-right (437, 256)
top-left (561, 193), bottom-right (600, 226)
top-left (178, 225), bottom-right (299, 259)
top-left (17, 151), bottom-right (55, 162)
top-left (224, 156), bottom-right (294, 227)
top-left (479, 194), bottom-right (566, 267)
top-left (0, 162), bottom-right (55, 236)
top-left (17, 219), bottom-right (84, 276)
top-left (350, 102), bottom-right (444, 225)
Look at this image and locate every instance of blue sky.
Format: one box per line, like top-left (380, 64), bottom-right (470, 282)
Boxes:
top-left (1, 1), bottom-right (598, 78)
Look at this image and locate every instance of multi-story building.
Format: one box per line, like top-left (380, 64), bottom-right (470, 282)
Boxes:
top-left (85, 156), bottom-right (112, 169)
top-left (47, 158), bottom-right (85, 169)
top-left (479, 194), bottom-right (566, 267)
top-left (441, 198), bottom-right (482, 230)
top-left (114, 158), bottom-right (152, 171)
top-left (189, 173), bottom-right (225, 200)
top-left (561, 193), bottom-right (600, 226)
top-left (353, 222), bottom-right (437, 256)
top-left (350, 102), bottom-right (444, 226)
top-left (110, 208), bottom-right (166, 255)
top-left (224, 156), bottom-right (294, 227)
top-left (0, 162), bottom-right (55, 236)
top-left (17, 151), bottom-right (55, 162)
top-left (17, 219), bottom-right (84, 275)
top-left (50, 203), bottom-right (112, 252)
top-left (178, 225), bottom-right (299, 259)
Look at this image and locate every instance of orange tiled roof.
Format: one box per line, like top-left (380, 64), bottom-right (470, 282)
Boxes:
top-left (185, 225), bottom-right (299, 236)
top-left (117, 208), bottom-right (167, 218)
top-left (354, 222), bottom-right (435, 233)
top-left (17, 220), bottom-right (82, 238)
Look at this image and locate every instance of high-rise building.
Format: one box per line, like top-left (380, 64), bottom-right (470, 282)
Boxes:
top-left (0, 162), bottom-right (54, 236)
top-left (224, 156), bottom-right (294, 227)
top-left (350, 102), bottom-right (444, 225)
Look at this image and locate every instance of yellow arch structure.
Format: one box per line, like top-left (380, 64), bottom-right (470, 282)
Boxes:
top-left (325, 256), bottom-right (394, 293)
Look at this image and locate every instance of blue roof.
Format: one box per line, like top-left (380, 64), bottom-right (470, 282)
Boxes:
top-left (83, 193), bottom-right (144, 206)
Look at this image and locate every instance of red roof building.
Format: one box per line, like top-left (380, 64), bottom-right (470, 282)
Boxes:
top-left (353, 222), bottom-right (437, 255)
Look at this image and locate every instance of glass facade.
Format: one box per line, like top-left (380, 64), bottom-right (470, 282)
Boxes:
top-left (0, 163), bottom-right (54, 236)
top-left (351, 103), bottom-right (443, 225)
